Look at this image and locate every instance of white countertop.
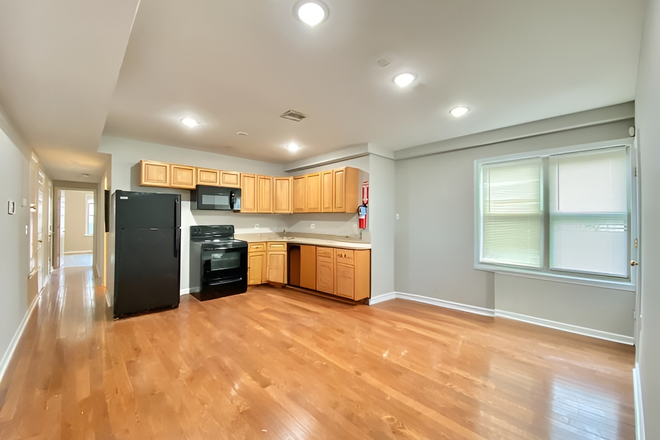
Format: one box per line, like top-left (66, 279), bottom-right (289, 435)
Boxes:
top-left (235, 233), bottom-right (371, 250)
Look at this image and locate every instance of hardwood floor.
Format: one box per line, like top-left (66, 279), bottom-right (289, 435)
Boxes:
top-left (0, 267), bottom-right (635, 439)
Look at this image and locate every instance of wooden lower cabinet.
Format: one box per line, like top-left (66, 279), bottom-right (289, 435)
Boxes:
top-left (267, 242), bottom-right (287, 284)
top-left (248, 242), bottom-right (266, 285)
top-left (316, 259), bottom-right (334, 294)
top-left (249, 242), bottom-right (287, 285)
top-left (300, 245), bottom-right (316, 290)
top-left (335, 263), bottom-right (354, 299)
top-left (250, 242), bottom-right (370, 300)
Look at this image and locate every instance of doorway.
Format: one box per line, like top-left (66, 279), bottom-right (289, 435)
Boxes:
top-left (54, 189), bottom-right (96, 268)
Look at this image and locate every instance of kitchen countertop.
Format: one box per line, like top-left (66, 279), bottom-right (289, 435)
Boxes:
top-left (234, 233), bottom-right (371, 250)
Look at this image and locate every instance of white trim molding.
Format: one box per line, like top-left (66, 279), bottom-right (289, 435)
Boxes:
top-left (180, 288), bottom-right (191, 296)
top-left (369, 291), bottom-right (494, 317)
top-left (633, 365), bottom-right (646, 440)
top-left (369, 292), bottom-right (397, 305)
top-left (0, 291), bottom-right (40, 384)
top-left (495, 309), bottom-right (634, 345)
top-left (369, 291), bottom-right (633, 345)
top-left (397, 292), bottom-right (495, 317)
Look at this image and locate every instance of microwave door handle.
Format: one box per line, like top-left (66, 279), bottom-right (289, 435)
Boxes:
top-left (230, 191), bottom-right (235, 210)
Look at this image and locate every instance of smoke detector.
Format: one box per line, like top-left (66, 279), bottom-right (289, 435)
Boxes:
top-left (280, 110), bottom-right (308, 122)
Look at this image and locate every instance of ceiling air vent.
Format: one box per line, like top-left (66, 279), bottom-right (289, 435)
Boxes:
top-left (280, 110), bottom-right (308, 122)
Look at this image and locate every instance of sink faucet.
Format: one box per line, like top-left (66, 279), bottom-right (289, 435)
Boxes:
top-left (283, 228), bottom-right (286, 238)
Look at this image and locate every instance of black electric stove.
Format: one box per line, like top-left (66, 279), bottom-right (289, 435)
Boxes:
top-left (189, 225), bottom-right (248, 301)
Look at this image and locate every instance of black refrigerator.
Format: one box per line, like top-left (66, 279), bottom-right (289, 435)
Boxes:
top-left (112, 190), bottom-right (181, 318)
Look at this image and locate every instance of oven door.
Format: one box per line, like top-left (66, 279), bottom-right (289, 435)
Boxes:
top-left (201, 245), bottom-right (248, 285)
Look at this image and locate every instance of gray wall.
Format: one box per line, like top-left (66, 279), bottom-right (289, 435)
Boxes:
top-left (368, 155), bottom-right (396, 297)
top-left (394, 119), bottom-right (635, 337)
top-left (635, 0), bottom-right (660, 436)
top-left (0, 126), bottom-right (30, 373)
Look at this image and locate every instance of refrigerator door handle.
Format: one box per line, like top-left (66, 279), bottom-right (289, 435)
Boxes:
top-left (174, 197), bottom-right (181, 257)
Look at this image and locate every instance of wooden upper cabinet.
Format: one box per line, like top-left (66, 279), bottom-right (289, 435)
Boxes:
top-left (321, 170), bottom-right (333, 212)
top-left (333, 167), bottom-right (360, 213)
top-left (273, 177), bottom-right (292, 214)
top-left (170, 164), bottom-right (196, 189)
top-left (257, 175), bottom-right (273, 213)
top-left (306, 173), bottom-right (321, 213)
top-left (220, 171), bottom-right (241, 188)
top-left (292, 175), bottom-right (306, 213)
top-left (241, 173), bottom-right (257, 213)
top-left (197, 168), bottom-right (220, 186)
top-left (140, 160), bottom-right (170, 187)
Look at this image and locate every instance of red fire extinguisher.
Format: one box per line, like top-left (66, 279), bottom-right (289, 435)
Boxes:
top-left (358, 181), bottom-right (369, 229)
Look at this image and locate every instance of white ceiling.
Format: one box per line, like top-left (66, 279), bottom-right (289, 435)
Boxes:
top-left (0, 0), bottom-right (647, 181)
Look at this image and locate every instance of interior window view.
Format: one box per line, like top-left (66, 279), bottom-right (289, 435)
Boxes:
top-left (1, 1), bottom-right (659, 439)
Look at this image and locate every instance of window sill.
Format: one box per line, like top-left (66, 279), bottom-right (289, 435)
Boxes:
top-left (474, 263), bottom-right (635, 292)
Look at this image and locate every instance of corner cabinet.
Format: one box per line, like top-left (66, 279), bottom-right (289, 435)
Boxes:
top-left (248, 242), bottom-right (287, 286)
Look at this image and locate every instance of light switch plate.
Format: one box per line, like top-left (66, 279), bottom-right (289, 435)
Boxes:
top-left (7, 200), bottom-right (16, 215)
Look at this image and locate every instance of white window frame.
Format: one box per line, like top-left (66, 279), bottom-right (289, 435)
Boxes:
top-left (85, 194), bottom-right (94, 237)
top-left (474, 138), bottom-right (637, 291)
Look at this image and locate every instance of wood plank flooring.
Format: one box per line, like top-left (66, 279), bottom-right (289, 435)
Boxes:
top-left (0, 267), bottom-right (635, 439)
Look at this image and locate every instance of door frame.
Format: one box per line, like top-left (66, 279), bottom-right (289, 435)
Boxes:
top-left (52, 181), bottom-right (98, 272)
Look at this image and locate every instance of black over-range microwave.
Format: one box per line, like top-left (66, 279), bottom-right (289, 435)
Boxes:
top-left (191, 185), bottom-right (242, 211)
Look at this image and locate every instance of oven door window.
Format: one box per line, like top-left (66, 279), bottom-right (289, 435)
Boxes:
top-left (204, 250), bottom-right (241, 272)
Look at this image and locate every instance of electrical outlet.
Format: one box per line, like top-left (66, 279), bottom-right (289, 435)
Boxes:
top-left (353, 223), bottom-right (358, 233)
top-left (310, 224), bottom-right (315, 229)
top-left (254, 224), bottom-right (259, 229)
top-left (396, 213), bottom-right (400, 220)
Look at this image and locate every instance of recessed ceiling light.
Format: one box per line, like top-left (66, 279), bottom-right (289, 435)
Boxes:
top-left (81, 173), bottom-right (90, 178)
top-left (181, 117), bottom-right (199, 128)
top-left (237, 131), bottom-right (249, 136)
top-left (394, 73), bottom-right (416, 88)
top-left (450, 106), bottom-right (470, 117)
top-left (287, 142), bottom-right (299, 152)
top-left (295, 1), bottom-right (328, 27)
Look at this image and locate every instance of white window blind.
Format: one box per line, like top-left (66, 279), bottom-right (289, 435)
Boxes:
top-left (548, 147), bottom-right (629, 277)
top-left (481, 158), bottom-right (542, 267)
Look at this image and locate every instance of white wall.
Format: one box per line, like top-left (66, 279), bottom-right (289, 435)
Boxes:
top-left (394, 119), bottom-right (635, 337)
top-left (0, 126), bottom-right (30, 373)
top-left (635, 0), bottom-right (660, 436)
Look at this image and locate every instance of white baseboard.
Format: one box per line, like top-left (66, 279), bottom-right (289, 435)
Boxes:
top-left (633, 365), bottom-right (646, 440)
top-left (369, 292), bottom-right (396, 305)
top-left (0, 291), bottom-right (40, 384)
top-left (396, 292), bottom-right (495, 317)
top-left (180, 288), bottom-right (191, 296)
top-left (495, 309), bottom-right (634, 345)
top-left (370, 291), bottom-right (632, 345)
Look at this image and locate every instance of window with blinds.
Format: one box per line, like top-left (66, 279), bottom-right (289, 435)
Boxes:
top-left (481, 159), bottom-right (542, 267)
top-left (476, 143), bottom-right (633, 285)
